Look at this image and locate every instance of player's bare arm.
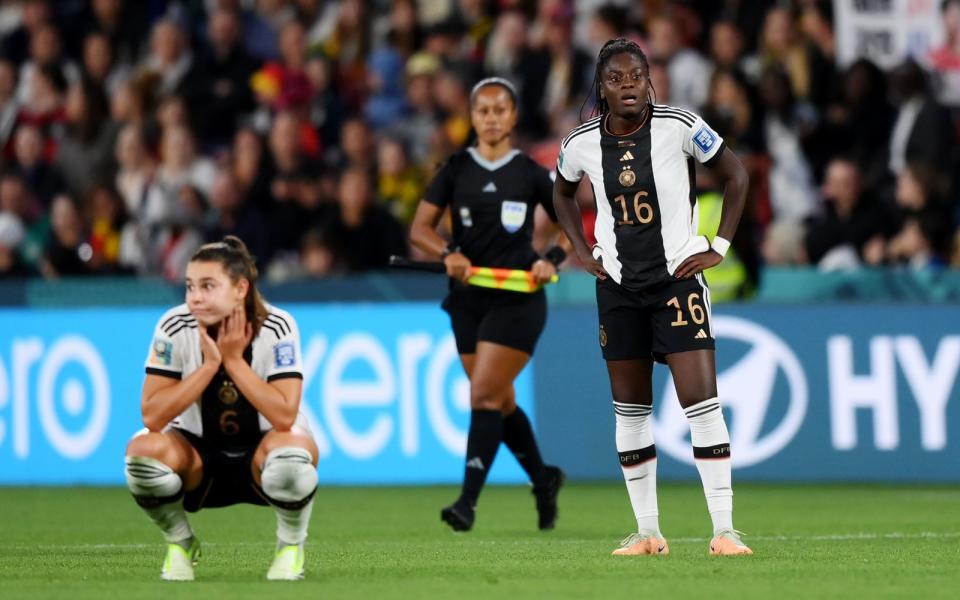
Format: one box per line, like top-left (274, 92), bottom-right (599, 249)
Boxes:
top-left (553, 175), bottom-right (607, 279)
top-left (674, 148), bottom-right (748, 280)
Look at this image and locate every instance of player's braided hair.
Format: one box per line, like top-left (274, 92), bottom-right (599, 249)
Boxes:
top-left (584, 38), bottom-right (655, 119)
top-left (190, 235), bottom-right (268, 337)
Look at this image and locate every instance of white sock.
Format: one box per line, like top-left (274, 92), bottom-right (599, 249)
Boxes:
top-left (613, 402), bottom-right (661, 536)
top-left (684, 397), bottom-right (734, 534)
top-left (124, 456), bottom-right (194, 543)
top-left (260, 447), bottom-right (318, 546)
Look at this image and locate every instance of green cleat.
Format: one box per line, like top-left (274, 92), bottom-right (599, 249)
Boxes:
top-left (266, 543), bottom-right (305, 581)
top-left (161, 537), bottom-right (200, 581)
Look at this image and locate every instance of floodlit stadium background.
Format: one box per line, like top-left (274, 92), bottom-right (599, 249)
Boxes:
top-left (0, 0), bottom-right (958, 487)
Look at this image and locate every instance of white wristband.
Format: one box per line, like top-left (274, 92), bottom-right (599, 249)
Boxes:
top-left (711, 236), bottom-right (731, 257)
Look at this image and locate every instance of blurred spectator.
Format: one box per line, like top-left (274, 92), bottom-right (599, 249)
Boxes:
top-left (194, 8), bottom-right (260, 147)
top-left (14, 123), bottom-right (63, 209)
top-left (928, 0), bottom-right (960, 106)
top-left (804, 158), bottom-right (887, 266)
top-left (757, 67), bottom-right (818, 224)
top-left (154, 125), bottom-right (216, 203)
top-left (17, 62), bottom-right (67, 151)
top-left (56, 80), bottom-right (115, 198)
top-left (205, 171), bottom-right (271, 263)
top-left (337, 116), bottom-right (375, 173)
top-left (389, 52), bottom-right (441, 165)
top-left (0, 59), bottom-right (20, 152)
top-left (888, 60), bottom-right (955, 176)
top-left (142, 19), bottom-right (199, 99)
top-left (324, 167), bottom-right (407, 272)
top-left (540, 4), bottom-right (592, 124)
top-left (762, 219), bottom-right (808, 266)
top-left (702, 69), bottom-right (763, 154)
top-left (244, 0), bottom-right (295, 62)
top-left (377, 136), bottom-right (424, 224)
top-left (0, 211), bottom-right (29, 278)
top-left (266, 111), bottom-right (324, 253)
top-left (1, 0), bottom-right (50, 66)
top-left (81, 32), bottom-right (129, 96)
top-left (41, 194), bottom-right (90, 278)
top-left (0, 170), bottom-right (46, 268)
top-left (230, 127), bottom-right (272, 214)
top-left (110, 73), bottom-right (158, 129)
top-left (647, 13), bottom-right (711, 112)
top-left (708, 19), bottom-right (747, 75)
top-left (16, 21), bottom-right (80, 106)
top-left (432, 69), bottom-right (472, 154)
top-left (81, 0), bottom-right (146, 67)
top-left (114, 124), bottom-right (161, 232)
top-left (83, 183), bottom-right (132, 274)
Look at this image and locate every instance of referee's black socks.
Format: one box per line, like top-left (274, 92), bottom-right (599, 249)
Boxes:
top-left (460, 409), bottom-right (504, 507)
top-left (502, 407), bottom-right (547, 485)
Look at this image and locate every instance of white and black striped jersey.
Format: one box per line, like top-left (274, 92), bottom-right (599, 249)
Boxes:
top-left (424, 148), bottom-right (557, 270)
top-left (557, 104), bottom-right (726, 291)
top-left (144, 303), bottom-right (309, 445)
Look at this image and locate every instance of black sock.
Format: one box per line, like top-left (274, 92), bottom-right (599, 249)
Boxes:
top-left (460, 409), bottom-right (503, 507)
top-left (502, 407), bottom-right (547, 485)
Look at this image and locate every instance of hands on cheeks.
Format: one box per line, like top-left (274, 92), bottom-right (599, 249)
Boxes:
top-left (217, 306), bottom-right (253, 362)
top-left (674, 249), bottom-right (722, 280)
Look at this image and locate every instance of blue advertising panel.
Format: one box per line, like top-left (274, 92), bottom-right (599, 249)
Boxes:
top-left (0, 305), bottom-right (534, 485)
top-left (535, 305), bottom-right (960, 482)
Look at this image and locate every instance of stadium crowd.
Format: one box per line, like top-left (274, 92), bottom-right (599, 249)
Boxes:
top-left (0, 0), bottom-right (958, 293)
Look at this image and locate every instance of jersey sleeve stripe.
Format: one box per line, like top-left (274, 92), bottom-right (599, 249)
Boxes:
top-left (654, 105), bottom-right (696, 122)
top-left (267, 371), bottom-right (303, 382)
top-left (561, 122), bottom-right (600, 149)
top-left (266, 314), bottom-right (291, 335)
top-left (652, 107), bottom-right (694, 127)
top-left (166, 322), bottom-right (197, 337)
top-left (560, 117), bottom-right (601, 147)
top-left (162, 318), bottom-right (196, 335)
top-left (161, 313), bottom-right (194, 331)
top-left (145, 366), bottom-right (182, 379)
top-left (652, 114), bottom-right (696, 128)
top-left (262, 322), bottom-right (283, 338)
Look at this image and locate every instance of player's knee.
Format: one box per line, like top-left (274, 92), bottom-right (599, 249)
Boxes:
top-left (260, 447), bottom-right (318, 508)
top-left (610, 385), bottom-right (650, 406)
top-left (126, 431), bottom-right (175, 464)
top-left (470, 381), bottom-right (507, 410)
top-left (124, 455), bottom-right (184, 505)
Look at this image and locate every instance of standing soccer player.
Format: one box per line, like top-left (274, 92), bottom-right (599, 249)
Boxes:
top-left (553, 39), bottom-right (753, 556)
top-left (410, 77), bottom-right (567, 532)
top-left (125, 236), bottom-right (318, 580)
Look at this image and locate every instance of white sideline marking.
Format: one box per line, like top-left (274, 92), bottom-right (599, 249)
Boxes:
top-left (4, 531), bottom-right (960, 552)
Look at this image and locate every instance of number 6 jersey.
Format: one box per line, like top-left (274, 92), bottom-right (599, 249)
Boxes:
top-left (556, 104), bottom-right (726, 291)
top-left (144, 303), bottom-right (309, 448)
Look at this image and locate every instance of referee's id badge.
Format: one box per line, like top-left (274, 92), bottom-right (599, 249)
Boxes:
top-left (500, 200), bottom-right (527, 233)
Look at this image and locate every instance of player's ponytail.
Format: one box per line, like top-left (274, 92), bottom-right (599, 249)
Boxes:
top-left (583, 38), bottom-right (652, 120)
top-left (190, 235), bottom-right (268, 337)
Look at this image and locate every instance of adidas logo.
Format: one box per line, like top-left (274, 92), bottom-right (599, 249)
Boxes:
top-left (695, 329), bottom-right (709, 339)
top-left (620, 150), bottom-right (635, 162)
top-left (466, 457), bottom-right (485, 470)
top-left (482, 181), bottom-right (497, 192)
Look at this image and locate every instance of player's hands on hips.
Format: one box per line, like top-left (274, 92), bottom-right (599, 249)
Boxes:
top-left (674, 250), bottom-right (722, 279)
top-left (198, 325), bottom-right (222, 368)
top-left (217, 306), bottom-right (253, 362)
top-left (577, 248), bottom-right (607, 280)
top-left (530, 259), bottom-right (557, 285)
top-left (444, 252), bottom-right (472, 283)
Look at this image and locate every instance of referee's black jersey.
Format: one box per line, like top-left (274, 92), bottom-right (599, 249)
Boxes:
top-left (557, 104), bottom-right (726, 291)
top-left (424, 148), bottom-right (558, 270)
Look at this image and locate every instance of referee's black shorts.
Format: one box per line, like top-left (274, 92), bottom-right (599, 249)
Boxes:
top-left (442, 286), bottom-right (547, 355)
top-left (596, 275), bottom-right (715, 363)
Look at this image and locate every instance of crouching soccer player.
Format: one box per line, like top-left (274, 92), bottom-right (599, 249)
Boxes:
top-left (124, 236), bottom-right (318, 580)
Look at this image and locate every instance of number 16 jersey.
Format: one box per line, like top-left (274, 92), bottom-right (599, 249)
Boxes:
top-left (556, 104), bottom-right (725, 291)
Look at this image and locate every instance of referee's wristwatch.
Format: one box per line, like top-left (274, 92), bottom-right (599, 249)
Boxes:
top-left (441, 244), bottom-right (461, 259)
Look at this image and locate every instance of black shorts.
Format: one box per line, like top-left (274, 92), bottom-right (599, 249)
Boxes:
top-left (173, 428), bottom-right (269, 513)
top-left (442, 286), bottom-right (547, 355)
top-left (596, 275), bottom-right (715, 362)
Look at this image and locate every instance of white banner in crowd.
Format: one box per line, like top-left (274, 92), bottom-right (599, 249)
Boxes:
top-left (834, 0), bottom-right (944, 69)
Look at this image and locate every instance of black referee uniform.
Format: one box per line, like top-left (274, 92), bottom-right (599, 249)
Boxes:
top-left (424, 147), bottom-right (557, 355)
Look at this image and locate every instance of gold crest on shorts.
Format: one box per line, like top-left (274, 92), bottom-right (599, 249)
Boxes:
top-left (619, 167), bottom-right (636, 187)
top-left (599, 325), bottom-right (608, 347)
top-left (219, 380), bottom-right (238, 404)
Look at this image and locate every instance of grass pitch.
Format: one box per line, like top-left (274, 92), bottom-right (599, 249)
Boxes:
top-left (1, 483), bottom-right (958, 599)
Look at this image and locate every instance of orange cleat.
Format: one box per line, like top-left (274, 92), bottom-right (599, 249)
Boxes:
top-left (709, 530), bottom-right (753, 555)
top-left (611, 531), bottom-right (669, 556)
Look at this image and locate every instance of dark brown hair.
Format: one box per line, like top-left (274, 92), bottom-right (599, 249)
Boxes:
top-left (189, 235), bottom-right (267, 337)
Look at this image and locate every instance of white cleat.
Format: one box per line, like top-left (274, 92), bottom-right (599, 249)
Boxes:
top-left (266, 543), bottom-right (305, 581)
top-left (161, 537), bottom-right (200, 581)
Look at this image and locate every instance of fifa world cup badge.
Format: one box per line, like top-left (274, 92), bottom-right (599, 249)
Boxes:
top-left (219, 379), bottom-right (238, 404)
top-left (619, 167), bottom-right (635, 187)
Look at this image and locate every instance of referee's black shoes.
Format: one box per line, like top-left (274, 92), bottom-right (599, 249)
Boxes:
top-left (441, 500), bottom-right (475, 532)
top-left (533, 465), bottom-right (565, 530)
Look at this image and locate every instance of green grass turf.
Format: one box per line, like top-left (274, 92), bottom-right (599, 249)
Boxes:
top-left (1, 483), bottom-right (958, 599)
